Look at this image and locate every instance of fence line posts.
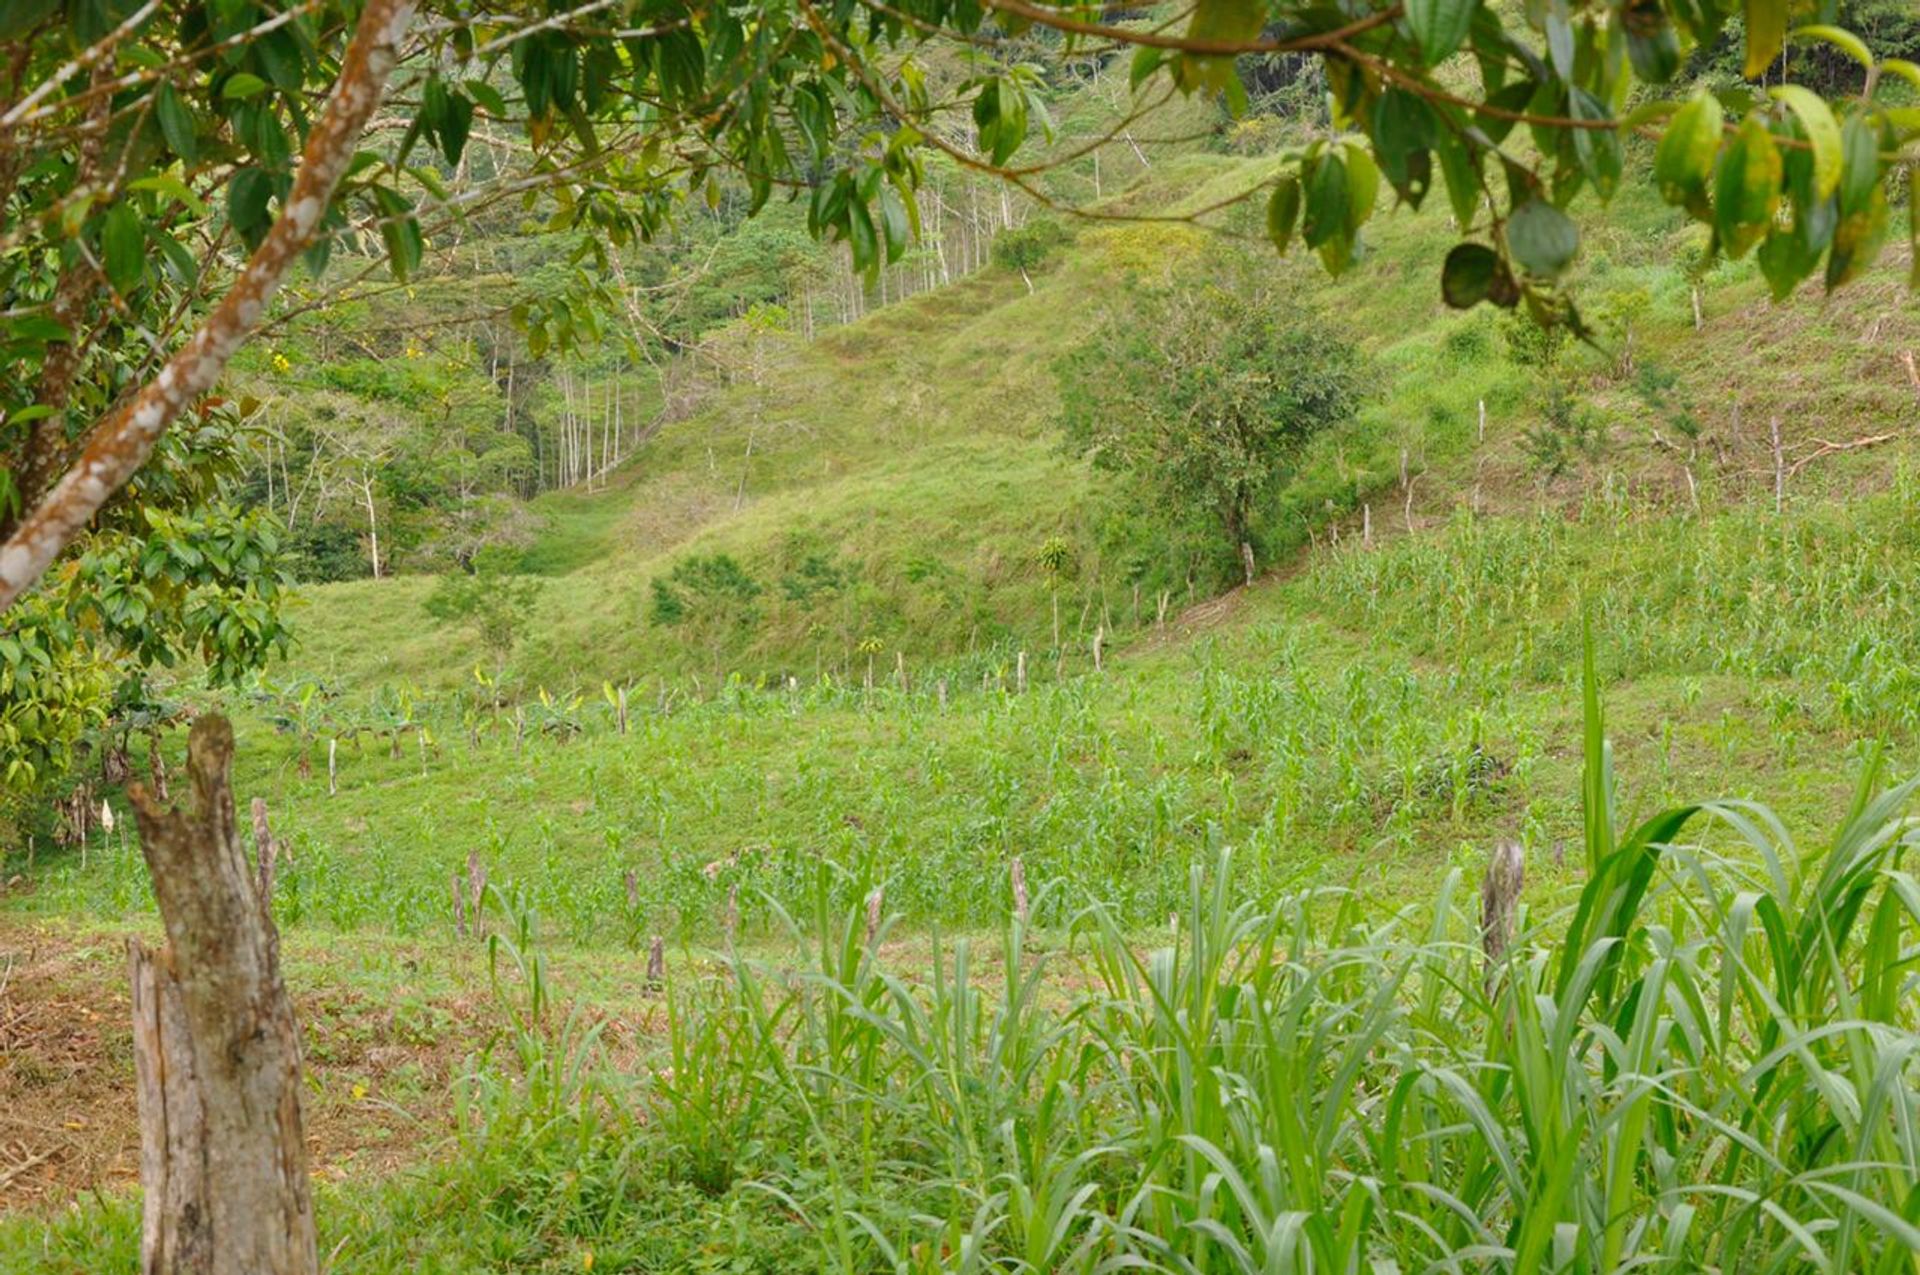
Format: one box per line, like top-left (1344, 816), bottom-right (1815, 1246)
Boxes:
top-left (1011, 857), bottom-right (1028, 925)
top-left (326, 739), bottom-right (337, 796)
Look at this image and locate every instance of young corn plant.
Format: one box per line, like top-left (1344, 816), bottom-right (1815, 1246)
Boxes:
top-left (664, 640), bottom-right (1920, 1274)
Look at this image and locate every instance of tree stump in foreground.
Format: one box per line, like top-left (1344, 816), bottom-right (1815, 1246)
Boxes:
top-left (127, 714), bottom-right (316, 1275)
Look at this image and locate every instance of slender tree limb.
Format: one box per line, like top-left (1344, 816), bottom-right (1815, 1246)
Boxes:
top-left (0, 0), bottom-right (418, 613)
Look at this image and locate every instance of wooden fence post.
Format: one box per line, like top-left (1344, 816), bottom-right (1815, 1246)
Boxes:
top-left (452, 872), bottom-right (468, 939)
top-left (646, 935), bottom-right (665, 988)
top-left (127, 715), bottom-right (317, 1275)
top-left (149, 732), bottom-right (170, 803)
top-left (616, 685), bottom-right (628, 735)
top-left (1770, 415), bottom-right (1785, 514)
top-left (1016, 651), bottom-right (1027, 694)
top-left (326, 738), bottom-right (337, 796)
top-left (1011, 857), bottom-right (1029, 925)
top-left (1480, 840), bottom-right (1525, 986)
top-left (466, 851), bottom-right (487, 938)
top-left (250, 797), bottom-right (278, 903)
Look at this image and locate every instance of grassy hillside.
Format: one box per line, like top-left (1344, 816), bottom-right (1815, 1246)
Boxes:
top-left (283, 143), bottom-right (1920, 700)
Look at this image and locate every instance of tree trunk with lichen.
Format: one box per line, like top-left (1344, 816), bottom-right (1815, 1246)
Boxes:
top-left (127, 715), bottom-right (316, 1275)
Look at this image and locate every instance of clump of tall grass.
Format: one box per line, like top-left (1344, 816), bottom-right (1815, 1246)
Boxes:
top-left (648, 645), bottom-right (1920, 1272)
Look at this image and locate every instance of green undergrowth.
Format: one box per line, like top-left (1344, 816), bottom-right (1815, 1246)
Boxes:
top-left (19, 476), bottom-right (1920, 947)
top-left (10, 668), bottom-right (1919, 1272)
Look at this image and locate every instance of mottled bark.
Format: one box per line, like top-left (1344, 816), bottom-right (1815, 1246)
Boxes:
top-left (127, 715), bottom-right (314, 1275)
top-left (0, 0), bottom-right (418, 612)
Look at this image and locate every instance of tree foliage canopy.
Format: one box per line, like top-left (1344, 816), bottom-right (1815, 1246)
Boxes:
top-left (1057, 276), bottom-right (1363, 570)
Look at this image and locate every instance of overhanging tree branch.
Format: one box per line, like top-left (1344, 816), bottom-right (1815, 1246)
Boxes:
top-left (0, 0), bottom-right (419, 613)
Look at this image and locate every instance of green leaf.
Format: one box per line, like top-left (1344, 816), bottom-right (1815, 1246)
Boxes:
top-left (877, 185), bottom-right (910, 264)
top-left (1626, 21), bottom-right (1681, 84)
top-left (227, 167), bottom-right (274, 250)
top-left (128, 173), bottom-right (207, 215)
top-left (222, 72), bottom-right (269, 99)
top-left (1177, 0), bottom-right (1264, 92)
top-left (847, 196), bottom-right (878, 277)
top-left (465, 78), bottom-right (508, 116)
top-left (1713, 116), bottom-right (1782, 258)
top-left (154, 227), bottom-right (199, 285)
top-left (1756, 220), bottom-right (1820, 300)
top-left (1440, 242), bottom-right (1498, 307)
top-left (7, 314), bottom-right (71, 343)
top-left (1570, 88), bottom-right (1622, 201)
top-left (1265, 176), bottom-right (1300, 255)
top-left (1433, 128), bottom-right (1482, 228)
top-left (1621, 100), bottom-right (1680, 129)
top-left (370, 186), bottom-right (423, 282)
top-left (1506, 198), bottom-right (1578, 278)
top-left (1882, 59), bottom-right (1920, 93)
top-left (440, 90), bottom-right (474, 165)
top-left (1406, 0), bottom-right (1477, 66)
top-left (1826, 113), bottom-right (1889, 289)
top-left (1128, 45), bottom-right (1165, 92)
top-left (154, 82), bottom-right (196, 164)
top-left (1301, 150), bottom-right (1349, 249)
top-left (101, 203), bottom-right (145, 293)
top-left (1744, 0), bottom-right (1787, 78)
top-left (1371, 88), bottom-right (1436, 206)
top-left (1653, 92), bottom-right (1723, 217)
top-left (1768, 86), bottom-right (1841, 201)
top-left (1825, 180), bottom-right (1887, 290)
top-left (1342, 142), bottom-right (1380, 233)
top-left (1790, 23), bottom-right (1872, 69)
top-left (1836, 113), bottom-right (1881, 214)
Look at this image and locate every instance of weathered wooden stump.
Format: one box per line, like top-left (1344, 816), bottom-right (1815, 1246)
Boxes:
top-left (127, 714), bottom-right (316, 1275)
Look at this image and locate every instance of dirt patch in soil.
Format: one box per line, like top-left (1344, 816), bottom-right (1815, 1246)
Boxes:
top-left (0, 918), bottom-right (592, 1215)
